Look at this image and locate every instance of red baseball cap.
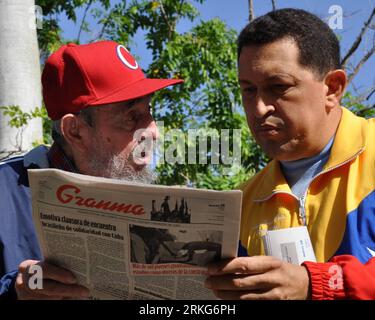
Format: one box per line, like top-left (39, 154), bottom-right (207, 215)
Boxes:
top-left (42, 41), bottom-right (183, 120)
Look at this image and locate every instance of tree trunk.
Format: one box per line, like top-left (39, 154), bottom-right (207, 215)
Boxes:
top-left (271, 0), bottom-right (276, 11)
top-left (248, 0), bottom-right (255, 21)
top-left (0, 0), bottom-right (42, 158)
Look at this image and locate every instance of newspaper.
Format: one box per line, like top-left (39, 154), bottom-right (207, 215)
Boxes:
top-left (262, 226), bottom-right (316, 265)
top-left (28, 169), bottom-right (242, 300)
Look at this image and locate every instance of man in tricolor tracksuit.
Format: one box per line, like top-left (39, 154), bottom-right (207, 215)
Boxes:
top-left (205, 9), bottom-right (375, 300)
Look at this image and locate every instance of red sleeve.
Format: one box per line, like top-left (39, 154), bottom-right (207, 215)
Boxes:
top-left (303, 255), bottom-right (375, 300)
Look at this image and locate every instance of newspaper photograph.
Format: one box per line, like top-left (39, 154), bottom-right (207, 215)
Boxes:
top-left (28, 169), bottom-right (242, 300)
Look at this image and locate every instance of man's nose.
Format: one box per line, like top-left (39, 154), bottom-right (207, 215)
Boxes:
top-left (253, 94), bottom-right (275, 119)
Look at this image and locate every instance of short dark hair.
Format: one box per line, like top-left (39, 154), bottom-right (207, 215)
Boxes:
top-left (237, 8), bottom-right (341, 79)
top-left (52, 107), bottom-right (95, 146)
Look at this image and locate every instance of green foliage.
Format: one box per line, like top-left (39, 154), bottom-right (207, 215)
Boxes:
top-left (37, 19), bottom-right (63, 61)
top-left (32, 0), bottom-right (264, 190)
top-left (342, 92), bottom-right (375, 118)
top-left (95, 1), bottom-right (265, 189)
top-left (0, 105), bottom-right (52, 145)
top-left (36, 0), bottom-right (110, 22)
top-left (36, 0), bottom-right (111, 59)
top-left (0, 105), bottom-right (35, 128)
top-left (100, 0), bottom-right (203, 49)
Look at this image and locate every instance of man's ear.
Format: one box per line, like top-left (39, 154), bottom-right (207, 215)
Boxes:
top-left (60, 114), bottom-right (91, 152)
top-left (324, 69), bottom-right (347, 110)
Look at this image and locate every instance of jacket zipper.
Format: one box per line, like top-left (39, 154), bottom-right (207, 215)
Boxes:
top-left (298, 193), bottom-right (307, 225)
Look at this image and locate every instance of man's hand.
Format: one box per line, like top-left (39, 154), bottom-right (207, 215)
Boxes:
top-left (15, 260), bottom-right (90, 300)
top-left (205, 256), bottom-right (311, 300)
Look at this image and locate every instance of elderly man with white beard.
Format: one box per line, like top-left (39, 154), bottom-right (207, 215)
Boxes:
top-left (0, 41), bottom-right (183, 300)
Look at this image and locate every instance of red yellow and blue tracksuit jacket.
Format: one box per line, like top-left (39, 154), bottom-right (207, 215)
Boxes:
top-left (238, 107), bottom-right (375, 299)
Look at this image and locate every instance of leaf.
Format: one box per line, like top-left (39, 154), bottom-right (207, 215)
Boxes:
top-left (150, 1), bottom-right (160, 10)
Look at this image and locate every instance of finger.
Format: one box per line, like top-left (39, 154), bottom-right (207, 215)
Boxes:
top-left (35, 280), bottom-right (90, 298)
top-left (29, 280), bottom-right (90, 299)
top-left (18, 260), bottom-right (40, 273)
top-left (33, 295), bottom-right (65, 300)
top-left (212, 289), bottom-right (275, 300)
top-left (15, 272), bottom-right (64, 300)
top-left (19, 291), bottom-right (65, 300)
top-left (39, 261), bottom-right (77, 284)
top-left (15, 271), bottom-right (36, 300)
top-left (207, 256), bottom-right (282, 276)
top-left (16, 264), bottom-right (41, 297)
top-left (205, 273), bottom-right (275, 291)
top-left (18, 260), bottom-right (77, 285)
top-left (17, 274), bottom-right (89, 300)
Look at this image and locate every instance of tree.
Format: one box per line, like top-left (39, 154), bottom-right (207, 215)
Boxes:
top-left (0, 0), bottom-right (43, 158)
top-left (340, 8), bottom-right (375, 116)
top-left (30, 0), bottom-right (264, 190)
top-left (248, 0), bottom-right (255, 21)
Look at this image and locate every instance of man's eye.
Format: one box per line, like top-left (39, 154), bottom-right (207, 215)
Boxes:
top-left (114, 113), bottom-right (137, 131)
top-left (271, 84), bottom-right (290, 92)
top-left (242, 87), bottom-right (257, 95)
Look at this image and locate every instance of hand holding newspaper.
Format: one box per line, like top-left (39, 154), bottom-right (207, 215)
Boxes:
top-left (28, 169), bottom-right (242, 300)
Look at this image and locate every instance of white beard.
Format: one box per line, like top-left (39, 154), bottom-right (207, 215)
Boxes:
top-left (87, 147), bottom-right (156, 184)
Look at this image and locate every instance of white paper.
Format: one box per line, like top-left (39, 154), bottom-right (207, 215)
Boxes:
top-left (262, 226), bottom-right (316, 265)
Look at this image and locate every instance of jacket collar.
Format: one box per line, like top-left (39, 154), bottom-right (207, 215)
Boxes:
top-left (253, 107), bottom-right (366, 201)
top-left (324, 107), bottom-right (366, 170)
top-left (253, 160), bottom-right (293, 202)
top-left (46, 143), bottom-right (79, 173)
top-left (24, 143), bottom-right (79, 173)
top-left (24, 145), bottom-right (50, 169)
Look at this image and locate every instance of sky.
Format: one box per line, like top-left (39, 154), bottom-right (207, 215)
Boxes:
top-left (59, 0), bottom-right (374, 105)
